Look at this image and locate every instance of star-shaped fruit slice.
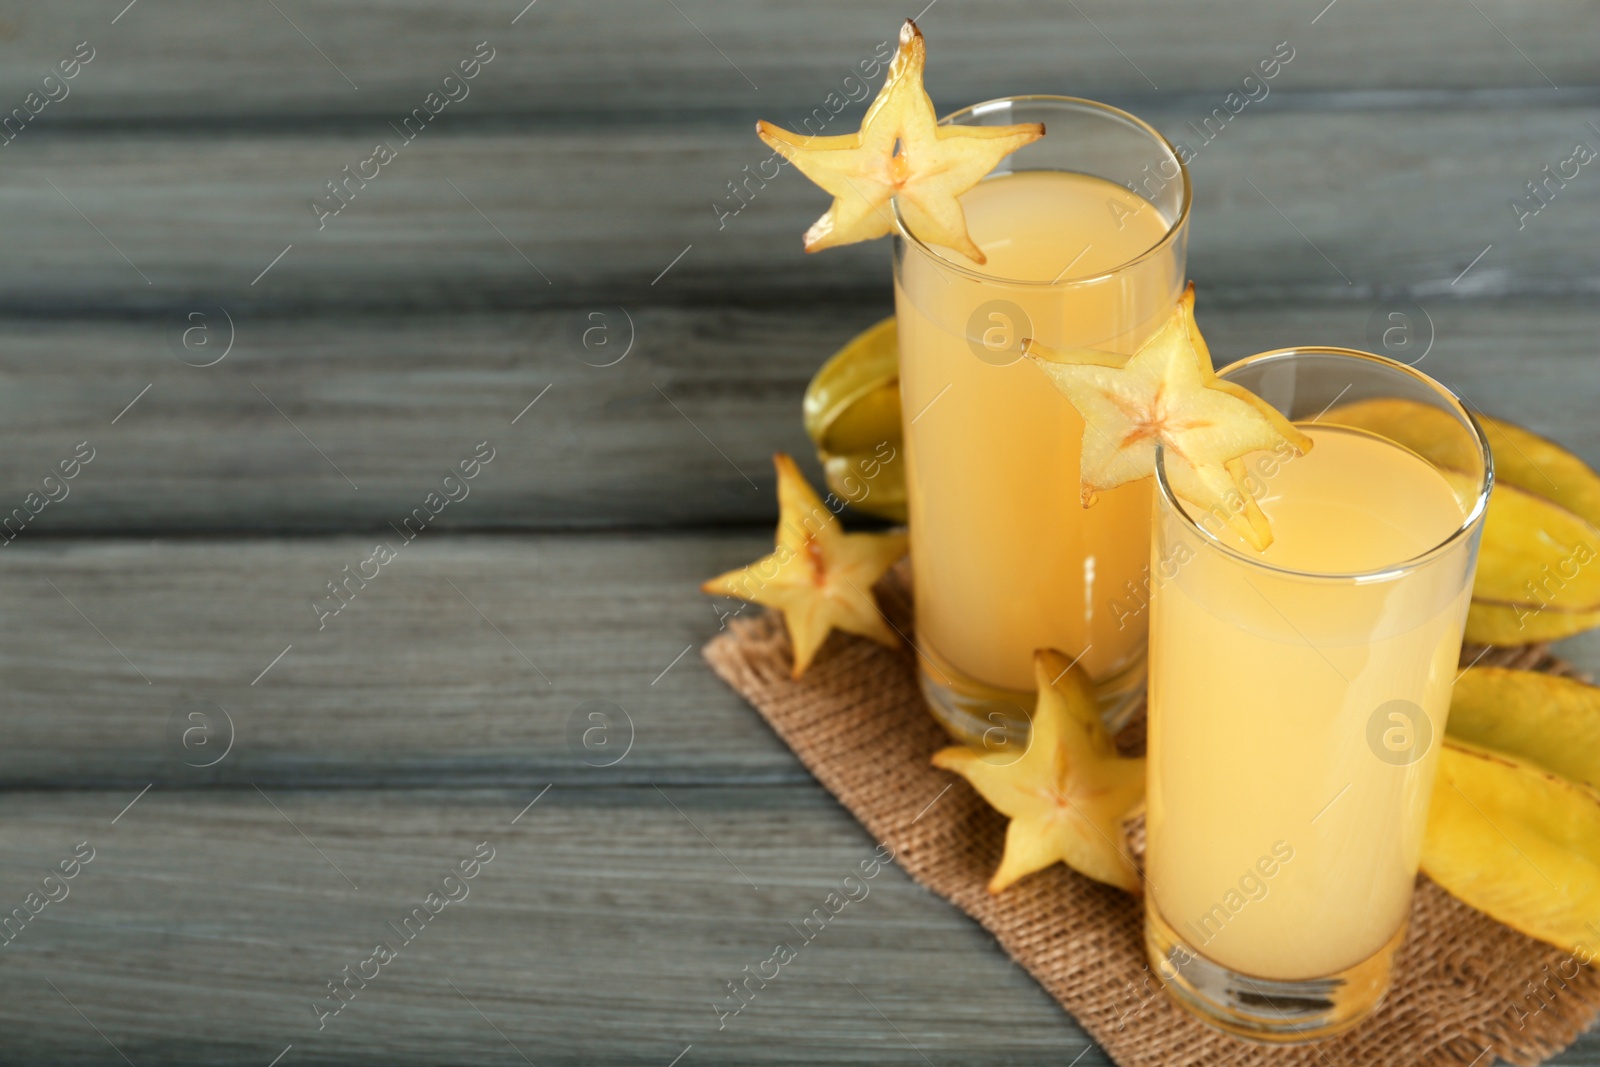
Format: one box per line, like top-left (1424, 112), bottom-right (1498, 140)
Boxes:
top-left (702, 454), bottom-right (908, 678)
top-left (932, 650), bottom-right (1146, 894)
top-left (756, 20), bottom-right (1043, 263)
top-left (1022, 284), bottom-right (1312, 549)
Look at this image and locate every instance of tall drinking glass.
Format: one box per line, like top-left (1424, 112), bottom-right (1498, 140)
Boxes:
top-left (893, 97), bottom-right (1190, 746)
top-left (1144, 348), bottom-right (1492, 1041)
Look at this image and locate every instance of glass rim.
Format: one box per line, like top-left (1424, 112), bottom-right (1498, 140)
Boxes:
top-left (1154, 346), bottom-right (1496, 583)
top-left (891, 94), bottom-right (1192, 288)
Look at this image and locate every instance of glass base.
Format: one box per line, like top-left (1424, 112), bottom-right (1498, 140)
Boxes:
top-left (1144, 901), bottom-right (1402, 1043)
top-left (917, 642), bottom-right (1146, 751)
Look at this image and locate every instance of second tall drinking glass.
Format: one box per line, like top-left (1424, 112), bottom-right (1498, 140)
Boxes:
top-left (893, 97), bottom-right (1190, 745)
top-left (1144, 348), bottom-right (1492, 1041)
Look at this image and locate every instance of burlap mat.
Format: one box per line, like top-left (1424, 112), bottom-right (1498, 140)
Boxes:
top-left (703, 568), bottom-right (1600, 1067)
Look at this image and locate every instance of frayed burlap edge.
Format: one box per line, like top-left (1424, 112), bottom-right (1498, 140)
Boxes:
top-left (702, 577), bottom-right (1600, 1067)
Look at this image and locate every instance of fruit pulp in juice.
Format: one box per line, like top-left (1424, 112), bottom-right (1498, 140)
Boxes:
top-left (896, 169), bottom-right (1178, 694)
top-left (1148, 425), bottom-right (1471, 980)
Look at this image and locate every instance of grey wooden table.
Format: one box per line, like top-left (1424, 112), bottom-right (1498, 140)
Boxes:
top-left (1, 2), bottom-right (1596, 1063)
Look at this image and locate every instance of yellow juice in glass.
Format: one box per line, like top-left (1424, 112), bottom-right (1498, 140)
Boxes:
top-left (896, 169), bottom-right (1181, 715)
top-left (1147, 425), bottom-right (1470, 981)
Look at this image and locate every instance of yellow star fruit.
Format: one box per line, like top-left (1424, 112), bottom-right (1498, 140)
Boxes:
top-left (1449, 666), bottom-right (1600, 790)
top-left (932, 650), bottom-right (1146, 894)
top-left (757, 20), bottom-right (1044, 263)
top-left (701, 454), bottom-right (907, 678)
top-left (1322, 395), bottom-right (1600, 645)
top-left (802, 314), bottom-right (906, 521)
top-left (1023, 283), bottom-right (1312, 550)
top-left (1422, 740), bottom-right (1600, 956)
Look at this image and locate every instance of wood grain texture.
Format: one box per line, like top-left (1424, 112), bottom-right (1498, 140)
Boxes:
top-left (0, 533), bottom-right (796, 789)
top-left (0, 105), bottom-right (1592, 314)
top-left (0, 786), bottom-right (1085, 1065)
top-left (5, 528), bottom-right (1600, 789)
top-left (0, 0), bottom-right (1588, 123)
top-left (0, 299), bottom-right (1589, 533)
top-left (0, 785), bottom-right (1592, 1066)
top-left (1, 1), bottom-right (1595, 1062)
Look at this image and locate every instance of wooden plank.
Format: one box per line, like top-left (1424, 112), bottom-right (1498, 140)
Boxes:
top-left (0, 786), bottom-right (1080, 1065)
top-left (0, 533), bottom-right (795, 790)
top-left (0, 299), bottom-right (1591, 533)
top-left (0, 0), bottom-right (1589, 123)
top-left (4, 526), bottom-right (1599, 793)
top-left (0, 785), bottom-right (1594, 1065)
top-left (0, 309), bottom-right (826, 534)
top-left (0, 106), bottom-right (1595, 313)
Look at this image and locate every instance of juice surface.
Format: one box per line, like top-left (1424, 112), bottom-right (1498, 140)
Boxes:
top-left (1148, 425), bottom-right (1471, 980)
top-left (896, 169), bottom-right (1178, 693)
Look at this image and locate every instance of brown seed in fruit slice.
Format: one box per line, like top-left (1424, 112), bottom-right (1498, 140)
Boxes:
top-left (931, 649), bottom-right (1146, 894)
top-left (701, 454), bottom-right (907, 678)
top-left (1450, 667), bottom-right (1600, 790)
top-left (1422, 741), bottom-right (1600, 956)
top-left (756, 21), bottom-right (1043, 263)
top-left (1023, 283), bottom-right (1311, 550)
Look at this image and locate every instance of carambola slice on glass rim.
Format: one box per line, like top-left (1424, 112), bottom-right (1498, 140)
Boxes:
top-left (757, 20), bottom-right (1043, 263)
